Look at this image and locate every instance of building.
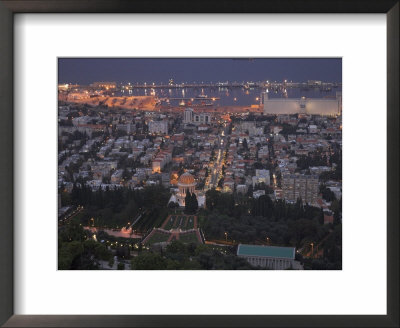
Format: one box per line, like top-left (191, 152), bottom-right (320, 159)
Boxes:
top-left (151, 151), bottom-right (172, 173)
top-left (176, 172), bottom-right (197, 207)
top-left (161, 173), bottom-right (170, 187)
top-left (308, 124), bottom-right (318, 134)
top-left (183, 108), bottom-right (211, 125)
top-left (171, 133), bottom-right (184, 146)
top-left (258, 146), bottom-right (269, 160)
top-left (239, 121), bottom-right (264, 136)
top-left (252, 190), bottom-right (266, 199)
top-left (237, 244), bottom-right (296, 270)
top-left (198, 124), bottom-right (209, 131)
top-left (183, 108), bottom-right (194, 124)
top-left (111, 169), bottom-right (124, 184)
top-left (223, 177), bottom-right (235, 193)
top-left (116, 123), bottom-right (136, 134)
top-left (148, 120), bottom-right (168, 134)
top-left (236, 184), bottom-right (248, 194)
top-left (282, 173), bottom-right (319, 204)
top-left (252, 169), bottom-right (270, 187)
top-left (324, 212), bottom-right (334, 224)
top-left (170, 172), bottom-right (206, 208)
top-left (263, 92), bottom-right (342, 116)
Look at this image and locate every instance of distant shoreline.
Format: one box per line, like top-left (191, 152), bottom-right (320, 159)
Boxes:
top-left (60, 95), bottom-right (263, 114)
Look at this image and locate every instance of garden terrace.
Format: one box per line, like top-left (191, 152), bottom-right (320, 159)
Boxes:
top-left (142, 229), bottom-right (170, 245)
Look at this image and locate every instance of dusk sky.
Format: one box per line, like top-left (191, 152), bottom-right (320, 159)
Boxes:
top-left (58, 58), bottom-right (342, 85)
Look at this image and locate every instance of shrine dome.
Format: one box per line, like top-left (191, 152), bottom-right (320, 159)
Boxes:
top-left (178, 172), bottom-right (195, 185)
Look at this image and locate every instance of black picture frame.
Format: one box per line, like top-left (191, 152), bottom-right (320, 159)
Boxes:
top-left (0, 1), bottom-right (398, 327)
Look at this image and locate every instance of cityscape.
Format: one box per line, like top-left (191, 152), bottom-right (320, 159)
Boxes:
top-left (58, 58), bottom-right (342, 270)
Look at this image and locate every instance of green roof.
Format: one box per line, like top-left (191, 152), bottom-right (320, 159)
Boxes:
top-left (237, 244), bottom-right (295, 259)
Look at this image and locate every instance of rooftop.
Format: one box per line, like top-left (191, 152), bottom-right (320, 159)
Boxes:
top-left (237, 244), bottom-right (295, 259)
top-left (178, 172), bottom-right (195, 185)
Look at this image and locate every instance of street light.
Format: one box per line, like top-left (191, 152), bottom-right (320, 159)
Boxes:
top-left (224, 232), bottom-right (228, 243)
top-left (310, 242), bottom-right (314, 258)
top-left (266, 237), bottom-right (270, 245)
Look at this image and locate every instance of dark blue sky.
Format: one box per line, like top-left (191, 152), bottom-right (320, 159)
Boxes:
top-left (58, 58), bottom-right (341, 84)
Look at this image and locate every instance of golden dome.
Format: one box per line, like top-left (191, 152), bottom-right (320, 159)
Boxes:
top-left (178, 172), bottom-right (195, 185)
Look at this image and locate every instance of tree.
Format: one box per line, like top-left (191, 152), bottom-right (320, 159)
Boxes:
top-left (131, 252), bottom-right (167, 270)
top-left (320, 185), bottom-right (336, 202)
top-left (251, 195), bottom-right (273, 218)
top-left (242, 138), bottom-right (248, 150)
top-left (246, 184), bottom-right (253, 197)
top-left (191, 193), bottom-right (198, 212)
top-left (58, 241), bottom-right (84, 270)
top-left (168, 201), bottom-right (179, 209)
top-left (206, 188), bottom-right (219, 210)
top-left (185, 191), bottom-right (192, 213)
top-left (210, 150), bottom-right (216, 161)
top-left (253, 162), bottom-right (263, 170)
top-left (185, 192), bottom-right (198, 214)
top-left (166, 240), bottom-right (187, 255)
top-left (122, 167), bottom-right (131, 180)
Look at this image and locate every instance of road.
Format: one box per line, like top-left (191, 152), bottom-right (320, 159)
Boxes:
top-left (59, 205), bottom-right (84, 224)
top-left (205, 123), bottom-right (229, 190)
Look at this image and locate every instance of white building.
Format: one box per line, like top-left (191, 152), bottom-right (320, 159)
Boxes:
top-left (258, 146), bottom-right (269, 160)
top-left (252, 169), bottom-right (270, 187)
top-left (236, 184), bottom-right (248, 194)
top-left (183, 108), bottom-right (194, 124)
top-left (176, 172), bottom-right (196, 207)
top-left (148, 120), bottom-right (168, 134)
top-left (263, 92), bottom-right (342, 116)
top-left (116, 123), bottom-right (136, 134)
top-left (308, 124), bottom-right (318, 134)
top-left (240, 121), bottom-right (263, 136)
top-left (252, 190), bottom-right (266, 199)
top-left (72, 116), bottom-right (92, 126)
top-left (183, 108), bottom-right (211, 125)
top-left (151, 151), bottom-right (172, 173)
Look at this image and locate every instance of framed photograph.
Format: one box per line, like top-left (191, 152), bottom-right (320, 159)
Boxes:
top-left (0, 1), bottom-right (398, 327)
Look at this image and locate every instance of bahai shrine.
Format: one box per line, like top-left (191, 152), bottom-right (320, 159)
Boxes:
top-left (169, 172), bottom-right (205, 208)
top-left (176, 172), bottom-right (196, 207)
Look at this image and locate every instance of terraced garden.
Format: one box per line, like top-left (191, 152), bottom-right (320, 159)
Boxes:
top-left (179, 231), bottom-right (201, 244)
top-left (184, 216), bottom-right (195, 229)
top-left (161, 215), bottom-right (197, 231)
top-left (144, 230), bottom-right (170, 244)
top-left (163, 215), bottom-right (177, 230)
top-left (143, 215), bottom-right (202, 245)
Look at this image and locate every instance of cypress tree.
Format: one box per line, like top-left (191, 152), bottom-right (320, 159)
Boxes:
top-left (191, 193), bottom-right (198, 213)
top-left (185, 191), bottom-right (192, 214)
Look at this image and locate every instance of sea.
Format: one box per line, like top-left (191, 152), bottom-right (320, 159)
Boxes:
top-left (117, 86), bottom-right (342, 107)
